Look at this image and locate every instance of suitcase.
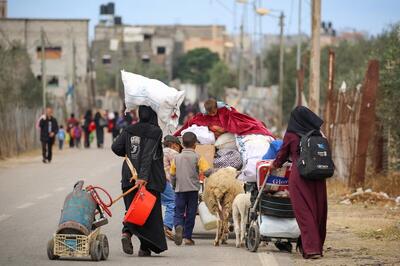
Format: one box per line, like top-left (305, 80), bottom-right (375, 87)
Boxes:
top-left (256, 160), bottom-right (291, 192)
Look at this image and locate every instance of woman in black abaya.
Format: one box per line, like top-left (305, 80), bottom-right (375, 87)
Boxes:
top-left (112, 105), bottom-right (167, 257)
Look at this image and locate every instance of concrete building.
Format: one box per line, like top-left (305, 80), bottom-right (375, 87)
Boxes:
top-left (0, 18), bottom-right (90, 115)
top-left (93, 23), bottom-right (228, 83)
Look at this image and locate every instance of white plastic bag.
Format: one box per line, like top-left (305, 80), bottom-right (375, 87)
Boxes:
top-left (236, 134), bottom-right (274, 182)
top-left (198, 201), bottom-right (218, 230)
top-left (181, 125), bottom-right (215, 145)
top-left (215, 133), bottom-right (237, 150)
top-left (259, 215), bottom-right (300, 238)
top-left (121, 70), bottom-right (185, 135)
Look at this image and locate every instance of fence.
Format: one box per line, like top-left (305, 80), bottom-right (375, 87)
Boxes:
top-left (327, 84), bottom-right (362, 181)
top-left (0, 106), bottom-right (42, 159)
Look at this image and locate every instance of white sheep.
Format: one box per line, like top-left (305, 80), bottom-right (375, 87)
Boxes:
top-left (203, 167), bottom-right (244, 246)
top-left (232, 193), bottom-right (251, 248)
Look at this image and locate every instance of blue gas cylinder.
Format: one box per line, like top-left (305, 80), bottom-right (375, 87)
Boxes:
top-left (57, 181), bottom-right (97, 235)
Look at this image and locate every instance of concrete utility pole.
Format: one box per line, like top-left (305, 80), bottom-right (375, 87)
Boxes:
top-left (296, 0), bottom-right (302, 72)
top-left (278, 12), bottom-right (285, 130)
top-left (295, 0), bottom-right (302, 105)
top-left (40, 27), bottom-right (46, 110)
top-left (238, 4), bottom-right (246, 91)
top-left (72, 39), bottom-right (77, 115)
top-left (309, 0), bottom-right (321, 114)
top-left (252, 2), bottom-right (257, 86)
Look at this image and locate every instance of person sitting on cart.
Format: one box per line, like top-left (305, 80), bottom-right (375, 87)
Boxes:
top-left (170, 132), bottom-right (212, 246)
top-left (112, 105), bottom-right (167, 257)
top-left (271, 106), bottom-right (327, 260)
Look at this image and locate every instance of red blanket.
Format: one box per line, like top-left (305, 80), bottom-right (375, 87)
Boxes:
top-left (174, 107), bottom-right (274, 137)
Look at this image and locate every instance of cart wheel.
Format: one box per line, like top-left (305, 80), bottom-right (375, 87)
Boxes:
top-left (97, 234), bottom-right (109, 260)
top-left (90, 239), bottom-right (102, 261)
top-left (246, 222), bottom-right (260, 252)
top-left (47, 238), bottom-right (59, 260)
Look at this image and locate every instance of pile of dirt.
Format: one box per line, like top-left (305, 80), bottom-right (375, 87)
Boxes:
top-left (339, 188), bottom-right (399, 207)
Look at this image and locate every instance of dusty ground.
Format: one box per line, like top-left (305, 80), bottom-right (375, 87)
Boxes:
top-left (293, 199), bottom-right (400, 266)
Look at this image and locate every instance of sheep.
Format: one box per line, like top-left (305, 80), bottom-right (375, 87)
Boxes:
top-left (203, 167), bottom-right (244, 246)
top-left (232, 193), bottom-right (251, 248)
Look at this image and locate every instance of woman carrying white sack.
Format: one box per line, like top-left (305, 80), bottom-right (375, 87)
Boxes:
top-left (121, 70), bottom-right (185, 136)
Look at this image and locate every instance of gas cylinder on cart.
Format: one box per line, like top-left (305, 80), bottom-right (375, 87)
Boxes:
top-left (57, 180), bottom-right (97, 235)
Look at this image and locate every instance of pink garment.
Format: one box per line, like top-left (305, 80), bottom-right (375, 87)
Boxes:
top-left (273, 132), bottom-right (327, 257)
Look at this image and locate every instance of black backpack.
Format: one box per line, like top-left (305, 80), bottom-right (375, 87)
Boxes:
top-left (297, 130), bottom-right (335, 180)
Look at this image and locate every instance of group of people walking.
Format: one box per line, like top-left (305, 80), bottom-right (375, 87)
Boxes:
top-left (40, 102), bottom-right (329, 260)
top-left (38, 107), bottom-right (138, 164)
top-left (111, 103), bottom-right (329, 261)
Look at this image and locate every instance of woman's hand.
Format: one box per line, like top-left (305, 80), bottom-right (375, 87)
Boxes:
top-left (135, 179), bottom-right (147, 187)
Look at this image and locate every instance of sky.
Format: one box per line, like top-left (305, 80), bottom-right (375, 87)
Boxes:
top-left (7, 0), bottom-right (400, 39)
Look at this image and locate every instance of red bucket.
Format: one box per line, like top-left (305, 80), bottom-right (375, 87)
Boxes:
top-left (123, 186), bottom-right (156, 226)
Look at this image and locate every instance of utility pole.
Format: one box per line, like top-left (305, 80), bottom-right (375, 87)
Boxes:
top-left (309, 0), bottom-right (321, 114)
top-left (252, 2), bottom-right (257, 87)
top-left (278, 12), bottom-right (285, 130)
top-left (295, 0), bottom-right (302, 105)
top-left (72, 39), bottom-right (77, 115)
top-left (238, 4), bottom-right (246, 91)
top-left (40, 27), bottom-right (46, 110)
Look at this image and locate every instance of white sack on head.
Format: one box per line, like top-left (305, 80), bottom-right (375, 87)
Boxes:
top-left (121, 70), bottom-right (185, 135)
top-left (181, 125), bottom-right (215, 145)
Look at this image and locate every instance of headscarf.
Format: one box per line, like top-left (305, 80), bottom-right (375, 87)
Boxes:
top-left (287, 106), bottom-right (323, 135)
top-left (138, 105), bottom-right (159, 126)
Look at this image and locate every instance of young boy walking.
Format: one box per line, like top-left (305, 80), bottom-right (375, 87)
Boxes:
top-left (170, 132), bottom-right (211, 246)
top-left (57, 125), bottom-right (66, 150)
top-left (161, 135), bottom-right (182, 240)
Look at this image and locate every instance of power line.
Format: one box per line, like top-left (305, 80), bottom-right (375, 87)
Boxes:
top-left (213, 0), bottom-right (234, 15)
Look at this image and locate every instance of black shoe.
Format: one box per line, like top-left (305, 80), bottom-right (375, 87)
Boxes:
top-left (42, 159), bottom-right (47, 164)
top-left (121, 233), bottom-right (134, 255)
top-left (138, 249), bottom-right (151, 257)
top-left (275, 242), bottom-right (292, 253)
top-left (174, 225), bottom-right (183, 246)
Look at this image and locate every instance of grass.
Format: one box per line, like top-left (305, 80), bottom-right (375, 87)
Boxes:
top-left (327, 172), bottom-right (400, 199)
top-left (365, 172), bottom-right (400, 197)
top-left (358, 222), bottom-right (400, 241)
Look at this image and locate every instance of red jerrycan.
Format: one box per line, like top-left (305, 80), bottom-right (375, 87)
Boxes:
top-left (123, 186), bottom-right (156, 226)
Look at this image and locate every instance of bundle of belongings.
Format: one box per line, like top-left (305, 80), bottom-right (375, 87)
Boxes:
top-left (174, 99), bottom-right (275, 179)
top-left (257, 140), bottom-right (291, 198)
top-left (121, 70), bottom-right (185, 135)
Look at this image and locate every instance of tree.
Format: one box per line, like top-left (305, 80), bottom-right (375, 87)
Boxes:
top-left (208, 61), bottom-right (237, 98)
top-left (264, 44), bottom-right (298, 122)
top-left (374, 23), bottom-right (400, 169)
top-left (174, 48), bottom-right (220, 87)
top-left (0, 45), bottom-right (41, 109)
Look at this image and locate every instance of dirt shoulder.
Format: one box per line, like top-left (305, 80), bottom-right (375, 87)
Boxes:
top-left (293, 200), bottom-right (400, 266)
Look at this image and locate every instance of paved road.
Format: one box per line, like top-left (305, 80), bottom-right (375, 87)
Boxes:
top-left (0, 141), bottom-right (293, 266)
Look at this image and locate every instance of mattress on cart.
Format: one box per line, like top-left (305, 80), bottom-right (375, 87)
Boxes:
top-left (258, 215), bottom-right (300, 239)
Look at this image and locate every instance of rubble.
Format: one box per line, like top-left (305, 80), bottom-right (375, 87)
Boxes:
top-left (340, 188), bottom-right (399, 207)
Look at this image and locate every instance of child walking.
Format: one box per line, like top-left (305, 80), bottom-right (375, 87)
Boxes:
top-left (57, 125), bottom-right (66, 150)
top-left (73, 123), bottom-right (82, 148)
top-left (161, 135), bottom-right (182, 240)
top-left (170, 132), bottom-right (211, 246)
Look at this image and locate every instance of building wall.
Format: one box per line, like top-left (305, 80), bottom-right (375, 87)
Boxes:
top-left (0, 19), bottom-right (89, 111)
top-left (92, 24), bottom-right (228, 89)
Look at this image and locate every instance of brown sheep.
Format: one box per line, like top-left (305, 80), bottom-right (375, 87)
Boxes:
top-left (203, 167), bottom-right (244, 246)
